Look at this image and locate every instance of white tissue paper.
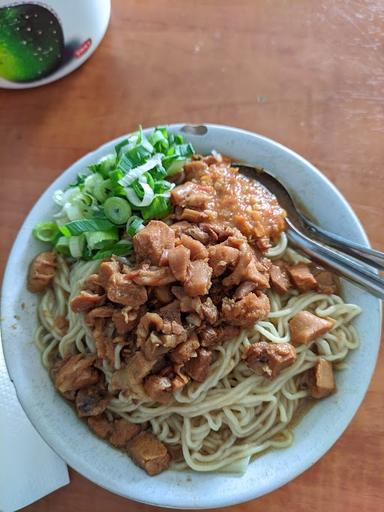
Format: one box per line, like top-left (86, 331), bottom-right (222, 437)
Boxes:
top-left (0, 339), bottom-right (69, 512)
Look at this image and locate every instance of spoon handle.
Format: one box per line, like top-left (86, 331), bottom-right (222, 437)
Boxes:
top-left (286, 221), bottom-right (384, 299)
top-left (299, 215), bottom-right (384, 271)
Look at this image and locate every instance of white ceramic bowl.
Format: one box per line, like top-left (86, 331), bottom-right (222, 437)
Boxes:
top-left (1, 124), bottom-right (382, 508)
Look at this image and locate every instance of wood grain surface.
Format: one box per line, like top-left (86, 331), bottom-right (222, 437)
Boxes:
top-left (0, 0), bottom-right (383, 511)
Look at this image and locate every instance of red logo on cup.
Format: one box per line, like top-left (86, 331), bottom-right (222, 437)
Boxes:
top-left (74, 39), bottom-right (92, 58)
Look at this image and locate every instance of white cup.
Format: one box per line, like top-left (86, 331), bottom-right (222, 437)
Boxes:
top-left (0, 0), bottom-right (111, 88)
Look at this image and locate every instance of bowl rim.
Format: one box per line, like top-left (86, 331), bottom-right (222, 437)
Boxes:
top-left (1, 123), bottom-right (382, 508)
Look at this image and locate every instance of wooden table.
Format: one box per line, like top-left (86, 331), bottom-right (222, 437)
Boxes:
top-left (1, 0), bottom-right (383, 510)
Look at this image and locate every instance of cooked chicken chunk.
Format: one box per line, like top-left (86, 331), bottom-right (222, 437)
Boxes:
top-left (98, 259), bottom-right (120, 288)
top-left (168, 245), bottom-right (190, 281)
top-left (127, 431), bottom-right (171, 476)
top-left (143, 375), bottom-right (172, 404)
top-left (130, 266), bottom-right (176, 286)
top-left (75, 384), bottom-right (109, 417)
top-left (183, 260), bottom-right (212, 296)
top-left (133, 220), bottom-right (175, 265)
top-left (170, 333), bottom-right (200, 364)
top-left (222, 292), bottom-right (270, 326)
top-left (70, 291), bottom-right (106, 313)
top-left (185, 348), bottom-right (212, 382)
top-left (112, 306), bottom-right (141, 334)
top-left (222, 243), bottom-right (269, 288)
top-left (179, 234), bottom-right (208, 260)
top-left (109, 419), bottom-right (141, 447)
top-left (171, 181), bottom-right (214, 209)
top-left (312, 268), bottom-right (339, 295)
top-left (106, 273), bottom-right (147, 307)
top-left (243, 341), bottom-right (297, 378)
top-left (208, 244), bottom-right (239, 277)
top-left (85, 306), bottom-right (115, 326)
top-left (27, 251), bottom-right (57, 293)
top-left (289, 311), bottom-right (335, 346)
top-left (53, 354), bottom-right (98, 394)
top-left (311, 358), bottom-right (336, 398)
top-left (287, 263), bottom-right (317, 292)
top-left (111, 352), bottom-right (155, 398)
top-left (270, 264), bottom-right (291, 294)
top-left (88, 415), bottom-right (113, 439)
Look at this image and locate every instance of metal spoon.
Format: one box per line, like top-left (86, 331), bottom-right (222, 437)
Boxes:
top-left (233, 164), bottom-right (384, 299)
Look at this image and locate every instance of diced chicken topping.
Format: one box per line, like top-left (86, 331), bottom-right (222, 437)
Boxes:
top-left (75, 384), bottom-right (110, 417)
top-left (111, 352), bottom-right (156, 399)
top-left (70, 291), bottom-right (106, 313)
top-left (270, 264), bottom-right (291, 294)
top-left (311, 358), bottom-right (336, 398)
top-left (222, 243), bottom-right (269, 288)
top-left (222, 292), bottom-right (270, 326)
top-left (287, 263), bottom-right (317, 292)
top-left (289, 311), bottom-right (335, 346)
top-left (143, 375), bottom-right (172, 403)
top-left (53, 354), bottom-right (98, 394)
top-left (112, 306), bottom-right (141, 334)
top-left (109, 419), bottom-right (141, 447)
top-left (233, 281), bottom-right (257, 300)
top-left (27, 251), bottom-right (57, 293)
top-left (171, 181), bottom-right (214, 209)
top-left (179, 234), bottom-right (208, 260)
top-left (168, 245), bottom-right (191, 281)
top-left (85, 306), bottom-right (115, 326)
top-left (183, 260), bottom-right (212, 296)
top-left (130, 266), bottom-right (176, 286)
top-left (107, 273), bottom-right (147, 307)
top-left (98, 259), bottom-right (120, 288)
top-left (312, 267), bottom-right (339, 295)
top-left (208, 244), bottom-right (239, 277)
top-left (243, 341), bottom-right (297, 378)
top-left (185, 348), bottom-right (212, 382)
top-left (127, 431), bottom-right (171, 476)
top-left (88, 415), bottom-right (113, 439)
top-left (170, 333), bottom-right (200, 364)
top-left (133, 220), bottom-right (175, 265)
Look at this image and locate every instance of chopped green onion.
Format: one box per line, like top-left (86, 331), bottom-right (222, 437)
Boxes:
top-left (125, 181), bottom-right (154, 207)
top-left (92, 240), bottom-right (133, 260)
top-left (176, 143), bottom-right (194, 157)
top-left (69, 234), bottom-right (85, 258)
top-left (84, 174), bottom-right (108, 203)
top-left (85, 229), bottom-right (119, 250)
top-left (126, 216), bottom-right (144, 236)
top-left (55, 236), bottom-right (70, 256)
top-left (33, 221), bottom-right (59, 242)
top-left (154, 180), bottom-right (174, 194)
top-left (141, 196), bottom-right (171, 220)
top-left (164, 156), bottom-right (187, 176)
top-left (59, 218), bottom-right (116, 237)
top-left (118, 154), bottom-right (162, 187)
top-left (103, 197), bottom-right (132, 225)
top-left (114, 138), bottom-right (129, 157)
top-left (88, 154), bottom-right (116, 178)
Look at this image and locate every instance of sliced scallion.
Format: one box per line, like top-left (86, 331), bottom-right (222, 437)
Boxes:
top-left (103, 197), bottom-right (132, 225)
top-left (85, 229), bottom-right (119, 250)
top-left (69, 234), bottom-right (85, 258)
top-left (141, 196), bottom-right (171, 220)
top-left (92, 240), bottom-right (133, 260)
top-left (59, 218), bottom-right (116, 237)
top-left (55, 236), bottom-right (70, 256)
top-left (33, 221), bottom-right (59, 242)
top-left (126, 216), bottom-right (145, 236)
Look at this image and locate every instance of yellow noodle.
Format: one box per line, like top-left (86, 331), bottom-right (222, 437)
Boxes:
top-left (34, 244), bottom-right (361, 472)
